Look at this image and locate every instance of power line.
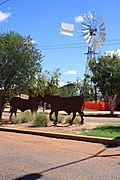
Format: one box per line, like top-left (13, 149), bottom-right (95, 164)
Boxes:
top-left (40, 42), bottom-right (120, 51)
top-left (39, 42), bottom-right (86, 48)
top-left (0, 0), bottom-right (10, 6)
top-left (39, 39), bottom-right (120, 50)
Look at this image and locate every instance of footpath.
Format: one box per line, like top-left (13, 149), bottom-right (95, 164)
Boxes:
top-left (0, 109), bottom-right (120, 146)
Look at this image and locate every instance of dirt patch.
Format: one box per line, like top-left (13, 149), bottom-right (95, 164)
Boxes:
top-left (0, 120), bottom-right (97, 135)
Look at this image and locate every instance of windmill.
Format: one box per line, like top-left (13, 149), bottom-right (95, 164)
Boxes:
top-left (81, 11), bottom-right (106, 100)
top-left (60, 11), bottom-right (106, 100)
top-left (81, 11), bottom-right (106, 77)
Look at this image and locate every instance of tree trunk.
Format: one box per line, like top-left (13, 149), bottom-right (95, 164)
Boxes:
top-left (0, 110), bottom-right (2, 120)
top-left (0, 93), bottom-right (8, 120)
top-left (109, 94), bottom-right (117, 116)
top-left (0, 104), bottom-right (4, 120)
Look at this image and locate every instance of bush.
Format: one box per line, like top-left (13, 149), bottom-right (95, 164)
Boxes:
top-left (20, 111), bottom-right (33, 123)
top-left (65, 115), bottom-right (81, 124)
top-left (51, 114), bottom-right (65, 124)
top-left (58, 114), bottom-right (65, 124)
top-left (11, 116), bottom-right (21, 124)
top-left (11, 111), bottom-right (33, 124)
top-left (33, 112), bottom-right (49, 127)
top-left (73, 116), bottom-right (81, 124)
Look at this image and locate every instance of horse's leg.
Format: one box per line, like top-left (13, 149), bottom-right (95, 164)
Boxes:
top-left (9, 108), bottom-right (17, 122)
top-left (14, 109), bottom-right (17, 118)
top-left (69, 112), bottom-right (76, 125)
top-left (53, 111), bottom-right (58, 126)
top-left (78, 111), bottom-right (84, 125)
top-left (9, 108), bottom-right (13, 121)
top-left (31, 110), bottom-right (34, 116)
top-left (50, 110), bottom-right (54, 121)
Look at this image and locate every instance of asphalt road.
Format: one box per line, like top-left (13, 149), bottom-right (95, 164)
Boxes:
top-left (0, 131), bottom-right (120, 180)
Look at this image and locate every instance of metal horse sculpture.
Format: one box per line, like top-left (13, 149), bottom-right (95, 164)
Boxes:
top-left (9, 95), bottom-right (43, 120)
top-left (44, 95), bottom-right (84, 126)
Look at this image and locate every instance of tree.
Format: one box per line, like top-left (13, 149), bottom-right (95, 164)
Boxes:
top-left (89, 54), bottom-right (120, 115)
top-left (76, 78), bottom-right (95, 100)
top-left (44, 68), bottom-right (61, 95)
top-left (59, 83), bottom-right (78, 97)
top-left (0, 31), bottom-right (43, 119)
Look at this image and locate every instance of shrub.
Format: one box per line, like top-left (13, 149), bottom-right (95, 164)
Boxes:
top-left (73, 116), bottom-right (81, 124)
top-left (33, 112), bottom-right (49, 127)
top-left (65, 116), bottom-right (71, 124)
top-left (51, 114), bottom-right (65, 124)
top-left (20, 111), bottom-right (33, 123)
top-left (65, 115), bottom-right (81, 124)
top-left (11, 116), bottom-right (21, 124)
top-left (11, 111), bottom-right (33, 124)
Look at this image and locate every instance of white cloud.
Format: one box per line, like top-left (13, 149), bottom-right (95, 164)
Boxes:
top-left (64, 70), bottom-right (77, 75)
top-left (106, 49), bottom-right (120, 58)
top-left (0, 11), bottom-right (11, 22)
top-left (75, 16), bottom-right (84, 23)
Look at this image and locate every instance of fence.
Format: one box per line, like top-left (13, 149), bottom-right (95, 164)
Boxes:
top-left (84, 101), bottom-right (111, 111)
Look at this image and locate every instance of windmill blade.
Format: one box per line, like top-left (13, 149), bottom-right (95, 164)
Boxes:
top-left (99, 34), bottom-right (106, 44)
top-left (99, 22), bottom-right (105, 29)
top-left (82, 32), bottom-right (90, 38)
top-left (96, 38), bottom-right (103, 48)
top-left (99, 31), bottom-right (106, 38)
top-left (81, 28), bottom-right (90, 33)
top-left (85, 35), bottom-right (93, 44)
top-left (81, 22), bottom-right (90, 28)
top-left (98, 33), bottom-right (106, 45)
top-left (87, 11), bottom-right (93, 19)
top-left (83, 32), bottom-right (91, 39)
top-left (93, 40), bottom-right (100, 49)
top-left (84, 13), bottom-right (92, 24)
top-left (99, 27), bottom-right (105, 32)
top-left (92, 11), bottom-right (96, 19)
top-left (96, 16), bottom-right (103, 27)
top-left (81, 11), bottom-right (106, 50)
top-left (91, 11), bottom-right (96, 25)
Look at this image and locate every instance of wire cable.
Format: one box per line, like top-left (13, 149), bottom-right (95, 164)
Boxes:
top-left (0, 0), bottom-right (10, 6)
top-left (39, 39), bottom-right (120, 50)
top-left (41, 42), bottom-right (120, 51)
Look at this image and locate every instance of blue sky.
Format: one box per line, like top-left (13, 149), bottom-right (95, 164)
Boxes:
top-left (1, 0), bottom-right (120, 85)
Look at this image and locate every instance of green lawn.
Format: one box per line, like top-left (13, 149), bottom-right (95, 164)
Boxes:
top-left (81, 124), bottom-right (120, 138)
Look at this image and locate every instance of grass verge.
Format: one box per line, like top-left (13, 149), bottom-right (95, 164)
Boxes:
top-left (81, 124), bottom-right (120, 138)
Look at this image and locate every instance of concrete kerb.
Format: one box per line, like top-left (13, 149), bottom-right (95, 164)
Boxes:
top-left (0, 126), bottom-right (120, 146)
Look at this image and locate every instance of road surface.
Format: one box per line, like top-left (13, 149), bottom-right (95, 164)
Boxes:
top-left (0, 131), bottom-right (120, 180)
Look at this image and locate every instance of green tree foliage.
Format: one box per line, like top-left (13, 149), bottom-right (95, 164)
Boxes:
top-left (89, 55), bottom-right (120, 95)
top-left (80, 78), bottom-right (95, 100)
top-left (0, 31), bottom-right (43, 119)
top-left (44, 68), bottom-right (61, 95)
top-left (59, 83), bottom-right (78, 97)
top-left (89, 54), bottom-right (120, 114)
